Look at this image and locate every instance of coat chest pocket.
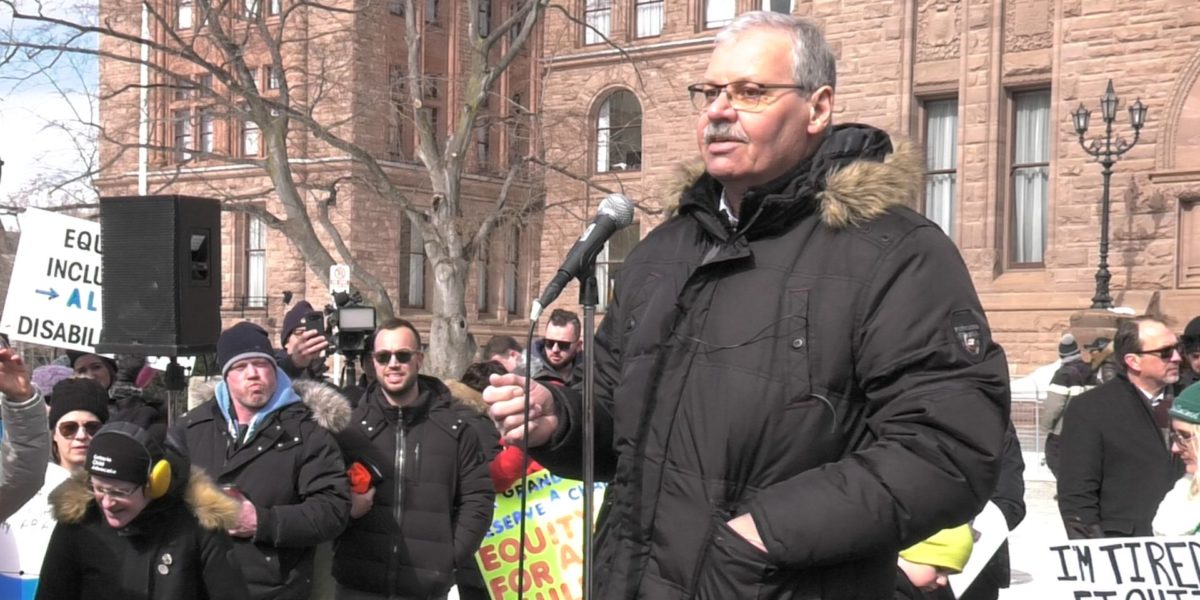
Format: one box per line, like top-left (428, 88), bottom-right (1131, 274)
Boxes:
top-left (784, 288), bottom-right (812, 406)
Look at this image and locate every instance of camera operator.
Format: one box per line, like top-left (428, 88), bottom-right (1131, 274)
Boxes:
top-left (278, 301), bottom-right (331, 381)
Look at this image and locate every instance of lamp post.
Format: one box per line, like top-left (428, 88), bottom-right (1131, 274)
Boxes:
top-left (1072, 79), bottom-right (1147, 309)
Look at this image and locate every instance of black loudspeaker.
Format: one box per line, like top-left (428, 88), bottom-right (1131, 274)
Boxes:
top-left (96, 195), bottom-right (221, 356)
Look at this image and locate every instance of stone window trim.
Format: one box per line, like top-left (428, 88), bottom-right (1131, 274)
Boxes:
top-left (633, 0), bottom-right (664, 39)
top-left (593, 88), bottom-right (644, 174)
top-left (1005, 86), bottom-right (1052, 269)
top-left (919, 95), bottom-right (959, 239)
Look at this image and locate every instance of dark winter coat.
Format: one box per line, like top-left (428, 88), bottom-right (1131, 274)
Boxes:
top-left (168, 378), bottom-right (352, 600)
top-left (332, 376), bottom-right (496, 598)
top-left (1057, 375), bottom-right (1182, 538)
top-left (37, 460), bottom-right (251, 600)
top-left (531, 124), bottom-right (1011, 600)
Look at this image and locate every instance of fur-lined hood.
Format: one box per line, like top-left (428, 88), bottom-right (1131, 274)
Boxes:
top-left (194, 378), bottom-right (353, 433)
top-left (671, 123), bottom-right (923, 232)
top-left (49, 467), bottom-right (241, 531)
top-left (445, 379), bottom-right (487, 415)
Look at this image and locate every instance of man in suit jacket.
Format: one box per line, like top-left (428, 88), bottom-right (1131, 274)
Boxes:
top-left (1057, 316), bottom-right (1185, 538)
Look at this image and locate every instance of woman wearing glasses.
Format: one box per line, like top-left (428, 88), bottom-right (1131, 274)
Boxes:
top-left (37, 422), bottom-right (251, 600)
top-left (1154, 383), bottom-right (1200, 535)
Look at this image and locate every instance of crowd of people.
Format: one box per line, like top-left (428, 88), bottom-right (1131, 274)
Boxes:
top-left (2, 9), bottom-right (1198, 600)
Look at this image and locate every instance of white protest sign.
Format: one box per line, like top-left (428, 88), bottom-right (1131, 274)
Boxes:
top-left (0, 208), bottom-right (102, 351)
top-left (949, 501), bottom-right (1010, 597)
top-left (1033, 536), bottom-right (1200, 598)
top-left (330, 264), bottom-right (351, 295)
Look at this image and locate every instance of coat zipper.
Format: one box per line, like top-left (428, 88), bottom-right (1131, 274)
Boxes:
top-left (387, 419), bottom-right (406, 595)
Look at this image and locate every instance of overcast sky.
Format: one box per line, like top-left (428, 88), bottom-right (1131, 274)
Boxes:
top-left (0, 0), bottom-right (99, 211)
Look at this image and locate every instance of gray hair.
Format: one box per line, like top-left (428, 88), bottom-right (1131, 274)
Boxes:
top-left (714, 11), bottom-right (836, 93)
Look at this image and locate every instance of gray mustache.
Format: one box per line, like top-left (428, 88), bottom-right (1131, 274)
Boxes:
top-left (704, 123), bottom-right (749, 144)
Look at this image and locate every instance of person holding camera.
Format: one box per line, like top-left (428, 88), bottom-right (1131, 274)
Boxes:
top-left (278, 301), bottom-right (332, 382)
top-left (168, 322), bottom-right (352, 600)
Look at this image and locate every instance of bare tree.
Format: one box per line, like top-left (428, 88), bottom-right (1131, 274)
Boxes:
top-left (0, 0), bottom-right (556, 378)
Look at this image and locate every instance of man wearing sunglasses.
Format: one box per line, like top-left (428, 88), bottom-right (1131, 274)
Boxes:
top-left (1058, 316), bottom-right (1186, 539)
top-left (331, 318), bottom-right (494, 600)
top-left (529, 309), bottom-right (583, 386)
top-left (485, 11), bottom-right (1009, 600)
top-left (169, 322), bottom-right (352, 600)
top-left (1174, 316), bottom-right (1200, 397)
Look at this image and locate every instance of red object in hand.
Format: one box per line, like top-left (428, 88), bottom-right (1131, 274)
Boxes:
top-left (348, 462), bottom-right (372, 495)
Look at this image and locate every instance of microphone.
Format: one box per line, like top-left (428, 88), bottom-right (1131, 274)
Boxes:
top-left (530, 193), bottom-right (635, 321)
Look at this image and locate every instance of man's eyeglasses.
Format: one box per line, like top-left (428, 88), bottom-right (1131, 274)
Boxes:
top-left (89, 481), bottom-right (141, 500)
top-left (57, 420), bottom-right (102, 438)
top-left (544, 339), bottom-right (575, 352)
top-left (687, 81), bottom-right (810, 112)
top-left (1170, 429), bottom-right (1194, 447)
top-left (373, 350), bottom-right (417, 365)
top-left (1135, 343), bottom-right (1183, 360)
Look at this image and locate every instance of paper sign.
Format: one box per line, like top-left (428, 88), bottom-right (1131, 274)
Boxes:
top-left (1033, 535), bottom-right (1200, 598)
top-left (0, 208), bottom-right (102, 351)
top-left (476, 469), bottom-right (605, 599)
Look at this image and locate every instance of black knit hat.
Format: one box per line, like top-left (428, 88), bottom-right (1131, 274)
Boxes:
top-left (1183, 316), bottom-right (1200, 352)
top-left (1058, 333), bottom-right (1082, 362)
top-left (217, 322), bottom-right (277, 377)
top-left (280, 301), bottom-right (320, 347)
top-left (86, 425), bottom-right (151, 485)
top-left (48, 378), bottom-right (110, 428)
top-left (66, 351), bottom-right (117, 384)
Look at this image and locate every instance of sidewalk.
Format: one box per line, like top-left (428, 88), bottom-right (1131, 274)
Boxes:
top-left (998, 453), bottom-right (1062, 598)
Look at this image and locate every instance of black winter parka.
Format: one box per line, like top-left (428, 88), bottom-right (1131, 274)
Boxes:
top-left (169, 379), bottom-right (352, 600)
top-left (37, 458), bottom-right (251, 600)
top-left (332, 376), bottom-right (496, 598)
top-left (532, 124), bottom-right (1011, 600)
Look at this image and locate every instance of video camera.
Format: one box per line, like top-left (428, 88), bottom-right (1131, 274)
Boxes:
top-left (305, 291), bottom-right (377, 358)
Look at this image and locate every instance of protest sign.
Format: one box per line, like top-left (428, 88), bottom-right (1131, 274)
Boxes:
top-left (476, 469), bottom-right (605, 600)
top-left (1033, 535), bottom-right (1200, 598)
top-left (0, 208), bottom-right (103, 351)
top-left (0, 466), bottom-right (71, 599)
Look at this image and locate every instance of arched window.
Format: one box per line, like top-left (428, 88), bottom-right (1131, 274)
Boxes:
top-left (595, 90), bottom-right (642, 173)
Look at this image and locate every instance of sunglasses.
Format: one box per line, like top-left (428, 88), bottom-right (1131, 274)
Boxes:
top-left (1135, 343), bottom-right (1183, 360)
top-left (89, 480), bottom-right (141, 499)
top-left (1170, 429), bottom-right (1194, 447)
top-left (373, 350), bottom-right (417, 365)
top-left (544, 339), bottom-right (575, 352)
top-left (57, 420), bottom-right (102, 438)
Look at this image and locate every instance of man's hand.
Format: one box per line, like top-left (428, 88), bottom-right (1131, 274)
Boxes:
top-left (350, 487), bottom-right (375, 519)
top-left (228, 497), bottom-right (259, 538)
top-left (484, 373), bottom-right (559, 447)
top-left (287, 328), bottom-right (329, 369)
top-left (0, 349), bottom-right (35, 402)
top-left (726, 513), bottom-right (767, 553)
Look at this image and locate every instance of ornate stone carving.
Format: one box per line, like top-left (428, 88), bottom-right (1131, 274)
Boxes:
top-left (1005, 0), bottom-right (1054, 52)
top-left (916, 0), bottom-right (961, 63)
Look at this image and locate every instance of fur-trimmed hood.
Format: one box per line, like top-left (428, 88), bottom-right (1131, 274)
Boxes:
top-left (445, 379), bottom-right (487, 415)
top-left (49, 467), bottom-right (241, 531)
top-left (673, 123), bottom-right (923, 234)
top-left (194, 378), bottom-right (353, 433)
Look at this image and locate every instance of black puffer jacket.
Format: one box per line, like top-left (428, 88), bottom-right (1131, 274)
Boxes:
top-left (169, 378), bottom-right (352, 600)
top-left (332, 376), bottom-right (496, 598)
top-left (38, 454), bottom-right (251, 600)
top-left (532, 124), bottom-right (1010, 600)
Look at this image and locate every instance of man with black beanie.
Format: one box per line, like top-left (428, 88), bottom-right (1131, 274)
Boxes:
top-left (168, 321), bottom-right (351, 600)
top-left (1041, 333), bottom-right (1094, 478)
top-left (277, 301), bottom-right (331, 381)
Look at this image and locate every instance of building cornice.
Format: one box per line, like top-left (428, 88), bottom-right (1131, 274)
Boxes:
top-left (543, 36), bottom-right (715, 68)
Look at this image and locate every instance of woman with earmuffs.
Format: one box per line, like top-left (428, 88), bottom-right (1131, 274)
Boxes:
top-left (36, 422), bottom-right (251, 600)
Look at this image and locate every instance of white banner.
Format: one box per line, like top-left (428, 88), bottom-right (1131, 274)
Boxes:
top-left (0, 208), bottom-right (103, 351)
top-left (1033, 536), bottom-right (1200, 598)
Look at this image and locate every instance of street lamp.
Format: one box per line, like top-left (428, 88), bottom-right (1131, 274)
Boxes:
top-left (1072, 79), bottom-right (1146, 309)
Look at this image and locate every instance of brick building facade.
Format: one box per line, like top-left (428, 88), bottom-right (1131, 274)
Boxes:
top-left (94, 0), bottom-right (542, 351)
top-left (536, 0), bottom-right (1200, 374)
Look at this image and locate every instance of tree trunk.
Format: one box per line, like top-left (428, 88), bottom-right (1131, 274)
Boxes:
top-left (425, 254), bottom-right (472, 381)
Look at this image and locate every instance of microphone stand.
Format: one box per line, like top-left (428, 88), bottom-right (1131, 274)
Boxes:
top-left (578, 261), bottom-right (599, 600)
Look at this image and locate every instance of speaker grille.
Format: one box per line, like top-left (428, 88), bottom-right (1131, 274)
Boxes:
top-left (99, 196), bottom-right (220, 354)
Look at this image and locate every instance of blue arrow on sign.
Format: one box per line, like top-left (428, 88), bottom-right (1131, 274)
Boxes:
top-left (36, 288), bottom-right (59, 300)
